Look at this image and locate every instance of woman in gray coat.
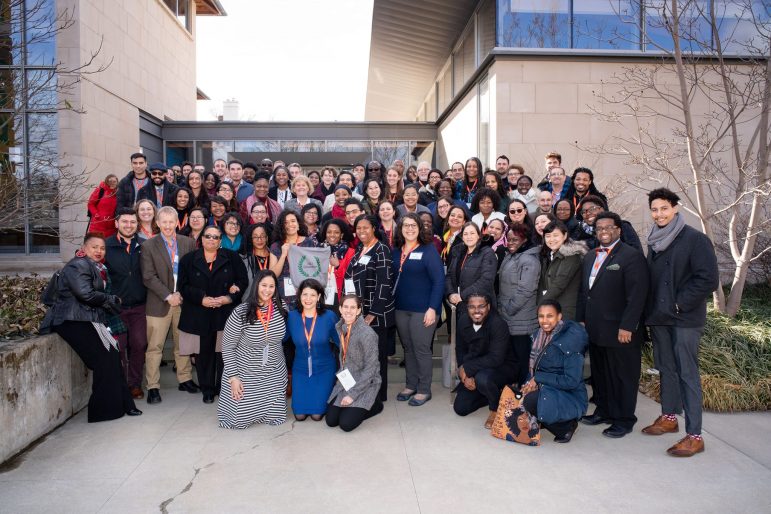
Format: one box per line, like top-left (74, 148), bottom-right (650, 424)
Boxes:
top-left (497, 222), bottom-right (541, 386)
top-left (327, 294), bottom-right (384, 432)
top-left (537, 220), bottom-right (588, 320)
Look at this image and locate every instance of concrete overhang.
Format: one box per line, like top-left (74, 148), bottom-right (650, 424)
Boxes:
top-left (195, 0), bottom-right (227, 16)
top-left (364, 0), bottom-right (477, 121)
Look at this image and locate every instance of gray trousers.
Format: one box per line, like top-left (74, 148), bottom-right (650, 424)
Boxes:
top-left (395, 310), bottom-right (436, 395)
top-left (650, 325), bottom-right (704, 435)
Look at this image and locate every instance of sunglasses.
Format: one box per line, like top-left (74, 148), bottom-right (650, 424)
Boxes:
top-left (202, 234), bottom-right (221, 240)
top-left (509, 208), bottom-right (525, 214)
top-left (150, 171), bottom-right (166, 176)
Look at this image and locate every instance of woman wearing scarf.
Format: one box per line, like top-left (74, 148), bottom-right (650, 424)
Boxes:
top-left (520, 299), bottom-right (588, 443)
top-left (318, 219), bottom-right (356, 306)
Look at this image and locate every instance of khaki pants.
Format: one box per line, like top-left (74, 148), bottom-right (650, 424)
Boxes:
top-left (145, 306), bottom-right (192, 390)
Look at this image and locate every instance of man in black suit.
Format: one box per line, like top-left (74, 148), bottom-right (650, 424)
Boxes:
top-left (577, 211), bottom-right (649, 438)
top-left (139, 163), bottom-right (178, 208)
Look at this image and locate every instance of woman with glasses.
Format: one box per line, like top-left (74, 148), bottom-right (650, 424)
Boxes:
top-left (537, 220), bottom-right (588, 320)
top-left (392, 213), bottom-right (444, 407)
top-left (220, 213), bottom-right (244, 253)
top-left (216, 182), bottom-right (239, 213)
top-left (506, 198), bottom-right (535, 234)
top-left (418, 169), bottom-right (444, 207)
top-left (572, 195), bottom-right (642, 252)
top-left (178, 225), bottom-right (248, 403)
top-left (553, 198), bottom-right (578, 233)
top-left (301, 203), bottom-right (323, 239)
top-left (182, 207), bottom-right (208, 248)
top-left (247, 202), bottom-right (274, 237)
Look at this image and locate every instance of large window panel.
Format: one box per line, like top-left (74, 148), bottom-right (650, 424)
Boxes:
top-left (26, 113), bottom-right (58, 253)
top-left (280, 140), bottom-right (325, 152)
top-left (574, 0), bottom-right (641, 49)
top-left (24, 0), bottom-right (57, 66)
top-left (25, 68), bottom-right (57, 109)
top-left (478, 0), bottom-right (496, 59)
top-left (437, 66), bottom-right (452, 113)
top-left (498, 0), bottom-right (571, 49)
top-left (326, 140), bottom-right (371, 152)
top-left (645, 0), bottom-right (713, 52)
top-left (234, 140), bottom-right (279, 152)
top-left (0, 112), bottom-right (24, 253)
top-left (373, 141), bottom-right (409, 168)
top-left (0, 0), bottom-right (23, 66)
top-left (195, 140), bottom-right (234, 166)
top-left (714, 0), bottom-right (769, 54)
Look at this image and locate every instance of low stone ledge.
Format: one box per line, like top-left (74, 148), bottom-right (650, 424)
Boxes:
top-left (0, 334), bottom-right (90, 464)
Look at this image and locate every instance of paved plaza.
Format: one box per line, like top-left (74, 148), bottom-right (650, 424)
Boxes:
top-left (0, 363), bottom-right (769, 513)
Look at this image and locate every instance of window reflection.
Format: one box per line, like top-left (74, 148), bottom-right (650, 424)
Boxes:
top-left (498, 0), bottom-right (571, 49)
top-left (574, 0), bottom-right (640, 49)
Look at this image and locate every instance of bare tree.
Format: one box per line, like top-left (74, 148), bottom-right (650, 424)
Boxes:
top-left (0, 0), bottom-right (110, 248)
top-left (588, 0), bottom-right (770, 316)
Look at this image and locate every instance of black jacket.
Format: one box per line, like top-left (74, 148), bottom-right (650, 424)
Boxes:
top-left (115, 171), bottom-right (145, 212)
top-left (40, 257), bottom-right (119, 332)
top-left (455, 310), bottom-right (516, 378)
top-left (445, 244), bottom-right (498, 306)
top-left (137, 180), bottom-right (178, 208)
top-left (645, 224), bottom-right (719, 327)
top-left (104, 234), bottom-right (147, 308)
top-left (576, 241), bottom-right (649, 347)
top-left (177, 248), bottom-right (248, 335)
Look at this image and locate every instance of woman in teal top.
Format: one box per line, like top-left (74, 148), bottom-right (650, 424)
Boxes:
top-left (220, 213), bottom-right (243, 252)
top-left (286, 278), bottom-right (340, 421)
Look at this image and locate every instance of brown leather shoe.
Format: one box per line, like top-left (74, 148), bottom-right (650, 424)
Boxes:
top-left (641, 415), bottom-right (679, 435)
top-left (667, 435), bottom-right (705, 457)
top-left (484, 410), bottom-right (497, 430)
top-left (130, 386), bottom-right (144, 400)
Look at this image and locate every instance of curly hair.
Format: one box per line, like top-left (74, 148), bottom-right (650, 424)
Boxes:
top-left (392, 212), bottom-right (433, 248)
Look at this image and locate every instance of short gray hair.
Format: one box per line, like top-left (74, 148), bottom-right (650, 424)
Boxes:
top-left (156, 206), bottom-right (178, 222)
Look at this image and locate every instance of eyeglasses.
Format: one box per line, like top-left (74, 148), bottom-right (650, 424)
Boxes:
top-left (402, 223), bottom-right (419, 229)
top-left (150, 171), bottom-right (166, 176)
top-left (581, 206), bottom-right (602, 215)
top-left (190, 216), bottom-right (205, 221)
top-left (509, 208), bottom-right (525, 214)
top-left (202, 234), bottom-right (221, 240)
top-left (225, 221), bottom-right (239, 227)
top-left (252, 234), bottom-right (268, 240)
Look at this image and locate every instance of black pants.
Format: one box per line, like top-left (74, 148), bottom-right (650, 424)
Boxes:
top-left (509, 334), bottom-right (532, 387)
top-left (453, 367), bottom-right (513, 415)
top-left (326, 399), bottom-right (383, 432)
top-left (197, 331), bottom-right (223, 395)
top-left (372, 325), bottom-right (394, 402)
top-left (54, 321), bottom-right (136, 422)
top-left (523, 390), bottom-right (575, 438)
top-left (589, 343), bottom-right (641, 430)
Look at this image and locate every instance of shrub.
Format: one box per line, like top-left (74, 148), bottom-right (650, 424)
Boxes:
top-left (0, 275), bottom-right (48, 339)
top-left (640, 284), bottom-right (771, 412)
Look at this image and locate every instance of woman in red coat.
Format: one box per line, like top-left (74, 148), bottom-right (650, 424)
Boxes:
top-left (87, 174), bottom-right (119, 237)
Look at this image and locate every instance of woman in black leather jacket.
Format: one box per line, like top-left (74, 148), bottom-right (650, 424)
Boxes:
top-left (41, 233), bottom-right (141, 422)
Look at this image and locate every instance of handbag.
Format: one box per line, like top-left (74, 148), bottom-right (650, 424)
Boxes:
top-left (490, 385), bottom-right (541, 446)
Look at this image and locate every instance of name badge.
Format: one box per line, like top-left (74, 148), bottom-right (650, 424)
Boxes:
top-left (307, 356), bottom-right (313, 377)
top-left (358, 255), bottom-right (371, 266)
top-left (336, 368), bottom-right (356, 391)
top-left (284, 277), bottom-right (296, 296)
top-left (261, 346), bottom-right (269, 367)
top-left (409, 252), bottom-right (423, 260)
top-left (173, 273), bottom-right (178, 292)
top-left (344, 278), bottom-right (356, 294)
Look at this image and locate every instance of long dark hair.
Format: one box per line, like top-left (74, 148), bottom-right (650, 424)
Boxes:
top-left (273, 210), bottom-right (308, 242)
top-left (393, 212), bottom-right (433, 247)
top-left (245, 270), bottom-right (287, 325)
top-left (464, 157), bottom-right (483, 187)
top-left (539, 219), bottom-right (571, 259)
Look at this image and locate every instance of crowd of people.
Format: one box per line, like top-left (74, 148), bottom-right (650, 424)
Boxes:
top-left (46, 150), bottom-right (718, 455)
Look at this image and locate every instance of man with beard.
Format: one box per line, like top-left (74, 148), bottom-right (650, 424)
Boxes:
top-left (572, 195), bottom-right (642, 252)
top-left (565, 167), bottom-right (607, 212)
top-left (139, 162), bottom-right (178, 208)
top-left (116, 153), bottom-right (150, 211)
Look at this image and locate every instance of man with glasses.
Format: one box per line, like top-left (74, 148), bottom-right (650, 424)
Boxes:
top-left (574, 196), bottom-right (643, 252)
top-left (140, 207), bottom-right (198, 404)
top-left (139, 162), bottom-right (178, 208)
top-left (539, 166), bottom-right (571, 205)
top-left (116, 152), bottom-right (150, 211)
top-left (577, 211), bottom-right (649, 439)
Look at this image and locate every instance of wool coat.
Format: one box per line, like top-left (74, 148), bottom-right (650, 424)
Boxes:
top-left (445, 244), bottom-right (498, 307)
top-left (328, 316), bottom-right (382, 409)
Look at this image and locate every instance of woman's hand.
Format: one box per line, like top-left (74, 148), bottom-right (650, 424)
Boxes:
top-left (229, 377), bottom-right (243, 401)
top-left (521, 378), bottom-right (538, 395)
top-left (341, 396), bottom-right (354, 407)
top-left (281, 242), bottom-right (290, 256)
top-left (202, 296), bottom-right (218, 308)
top-left (423, 307), bottom-right (436, 327)
top-left (448, 293), bottom-right (462, 305)
top-left (228, 284), bottom-right (240, 294)
top-left (364, 314), bottom-right (375, 325)
top-left (329, 255), bottom-right (340, 268)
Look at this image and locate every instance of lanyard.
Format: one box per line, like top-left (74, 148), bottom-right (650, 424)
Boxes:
top-left (460, 250), bottom-right (472, 271)
top-left (140, 225), bottom-right (153, 239)
top-left (253, 251), bottom-right (268, 270)
top-left (257, 302), bottom-right (273, 336)
top-left (163, 235), bottom-right (177, 267)
top-left (399, 242), bottom-right (419, 274)
top-left (132, 177), bottom-right (147, 198)
top-left (358, 240), bottom-right (377, 260)
top-left (303, 313), bottom-right (318, 353)
top-left (177, 213), bottom-right (188, 231)
top-left (465, 179), bottom-right (478, 194)
top-left (117, 234), bottom-right (131, 254)
top-left (340, 322), bottom-right (353, 366)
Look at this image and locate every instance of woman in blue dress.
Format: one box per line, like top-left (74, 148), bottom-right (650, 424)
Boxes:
top-left (287, 278), bottom-right (340, 421)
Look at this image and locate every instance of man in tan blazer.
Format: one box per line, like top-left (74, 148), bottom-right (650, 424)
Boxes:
top-left (141, 206), bottom-right (198, 404)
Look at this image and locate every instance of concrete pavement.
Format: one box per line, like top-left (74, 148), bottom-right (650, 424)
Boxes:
top-left (1, 365), bottom-right (769, 513)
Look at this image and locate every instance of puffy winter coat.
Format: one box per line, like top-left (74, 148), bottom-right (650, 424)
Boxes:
top-left (87, 182), bottom-right (118, 237)
top-left (537, 240), bottom-right (588, 320)
top-left (498, 245), bottom-right (541, 336)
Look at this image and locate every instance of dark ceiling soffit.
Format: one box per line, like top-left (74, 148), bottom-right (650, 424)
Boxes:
top-left (196, 87), bottom-right (211, 100)
top-left (195, 0), bottom-right (227, 16)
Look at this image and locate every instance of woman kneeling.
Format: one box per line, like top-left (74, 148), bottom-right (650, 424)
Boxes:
top-left (327, 294), bottom-right (384, 432)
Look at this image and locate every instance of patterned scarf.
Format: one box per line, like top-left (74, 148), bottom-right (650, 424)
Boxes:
top-left (529, 320), bottom-right (564, 376)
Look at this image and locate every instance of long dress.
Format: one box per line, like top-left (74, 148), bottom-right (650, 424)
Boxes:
top-left (287, 309), bottom-right (340, 415)
top-left (218, 302), bottom-right (288, 429)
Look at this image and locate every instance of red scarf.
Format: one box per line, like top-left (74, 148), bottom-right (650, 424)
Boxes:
top-left (331, 203), bottom-right (346, 220)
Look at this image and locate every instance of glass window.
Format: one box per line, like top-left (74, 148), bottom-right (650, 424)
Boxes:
top-left (26, 113), bottom-right (58, 253)
top-left (498, 0), bottom-right (570, 48)
top-left (195, 140), bottom-right (234, 168)
top-left (162, 0), bottom-right (191, 32)
top-left (26, 68), bottom-right (58, 109)
top-left (714, 0), bottom-right (769, 54)
top-left (234, 140), bottom-right (279, 152)
top-left (0, 1), bottom-right (23, 66)
top-left (326, 141), bottom-right (371, 152)
top-left (645, 0), bottom-right (712, 52)
top-left (165, 141), bottom-right (194, 165)
top-left (373, 141), bottom-right (409, 168)
top-left (411, 141), bottom-right (435, 166)
top-left (437, 65), bottom-right (452, 113)
top-left (0, 67), bottom-right (22, 111)
top-left (280, 140), bottom-right (325, 152)
top-left (574, 0), bottom-right (641, 49)
top-left (478, 0), bottom-right (496, 60)
top-left (24, 0), bottom-right (56, 66)
top-left (478, 76), bottom-right (490, 170)
top-left (0, 112), bottom-right (25, 253)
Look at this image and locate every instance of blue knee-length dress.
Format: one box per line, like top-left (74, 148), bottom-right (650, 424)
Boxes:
top-left (287, 309), bottom-right (340, 415)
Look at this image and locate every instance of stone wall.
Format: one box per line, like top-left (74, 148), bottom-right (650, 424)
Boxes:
top-left (0, 334), bottom-right (90, 464)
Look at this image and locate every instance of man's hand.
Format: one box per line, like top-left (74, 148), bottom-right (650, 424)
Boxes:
top-left (448, 293), bottom-right (461, 305)
top-left (464, 376), bottom-right (476, 391)
top-left (618, 329), bottom-right (633, 344)
top-left (167, 292), bottom-right (183, 307)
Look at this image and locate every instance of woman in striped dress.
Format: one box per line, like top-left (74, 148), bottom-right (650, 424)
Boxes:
top-left (218, 270), bottom-right (288, 429)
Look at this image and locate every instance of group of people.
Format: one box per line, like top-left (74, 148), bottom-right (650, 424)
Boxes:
top-left (51, 150), bottom-right (718, 453)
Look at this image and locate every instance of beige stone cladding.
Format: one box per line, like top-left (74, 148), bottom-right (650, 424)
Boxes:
top-left (56, 0), bottom-right (198, 258)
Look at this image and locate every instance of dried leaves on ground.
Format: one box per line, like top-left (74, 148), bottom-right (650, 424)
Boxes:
top-left (0, 275), bottom-right (48, 339)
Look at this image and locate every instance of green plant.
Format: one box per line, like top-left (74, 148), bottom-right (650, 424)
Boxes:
top-left (0, 275), bottom-right (48, 339)
top-left (640, 284), bottom-right (771, 412)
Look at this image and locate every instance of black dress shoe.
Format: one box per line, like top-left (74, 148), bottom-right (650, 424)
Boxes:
top-left (554, 421), bottom-right (578, 443)
top-left (178, 380), bottom-right (200, 393)
top-left (126, 408), bottom-right (143, 416)
top-left (581, 412), bottom-right (611, 426)
top-left (603, 424), bottom-right (632, 438)
top-left (146, 388), bottom-right (162, 404)
top-left (202, 393), bottom-right (215, 404)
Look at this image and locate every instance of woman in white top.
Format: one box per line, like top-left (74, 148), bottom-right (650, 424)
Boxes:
top-left (470, 188), bottom-right (505, 235)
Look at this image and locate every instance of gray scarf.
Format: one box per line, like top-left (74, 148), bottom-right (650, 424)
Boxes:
top-left (648, 212), bottom-right (686, 253)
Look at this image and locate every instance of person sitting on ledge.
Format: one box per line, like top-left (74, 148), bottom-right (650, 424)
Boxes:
top-left (453, 293), bottom-right (517, 430)
top-left (520, 299), bottom-right (588, 443)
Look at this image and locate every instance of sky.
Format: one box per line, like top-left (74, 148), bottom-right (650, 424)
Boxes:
top-left (195, 0), bottom-right (374, 122)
